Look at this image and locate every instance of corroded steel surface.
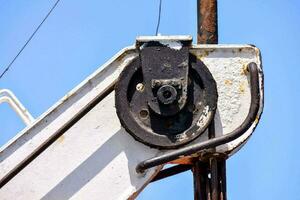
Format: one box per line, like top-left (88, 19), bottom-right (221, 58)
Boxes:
top-left (197, 0), bottom-right (218, 44)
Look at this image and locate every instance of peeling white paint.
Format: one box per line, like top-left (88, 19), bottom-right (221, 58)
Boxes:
top-left (196, 105), bottom-right (210, 128)
top-left (159, 40), bottom-right (182, 50)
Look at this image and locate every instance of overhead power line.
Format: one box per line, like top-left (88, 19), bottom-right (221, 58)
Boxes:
top-left (155, 0), bottom-right (162, 35)
top-left (0, 0), bottom-right (62, 80)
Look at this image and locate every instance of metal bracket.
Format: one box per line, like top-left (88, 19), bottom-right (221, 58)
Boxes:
top-left (139, 39), bottom-right (190, 116)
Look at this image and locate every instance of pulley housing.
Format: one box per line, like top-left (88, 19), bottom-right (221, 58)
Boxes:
top-left (115, 36), bottom-right (218, 149)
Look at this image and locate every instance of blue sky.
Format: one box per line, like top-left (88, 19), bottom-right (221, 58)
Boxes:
top-left (0, 0), bottom-right (300, 199)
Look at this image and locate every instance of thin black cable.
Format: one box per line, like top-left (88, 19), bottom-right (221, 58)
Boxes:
top-left (155, 0), bottom-right (162, 35)
top-left (0, 0), bottom-right (62, 80)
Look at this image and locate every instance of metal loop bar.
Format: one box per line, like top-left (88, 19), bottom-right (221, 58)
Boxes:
top-left (136, 62), bottom-right (260, 173)
top-left (0, 89), bottom-right (34, 126)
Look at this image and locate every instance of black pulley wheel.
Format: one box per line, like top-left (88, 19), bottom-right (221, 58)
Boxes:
top-left (115, 54), bottom-right (218, 149)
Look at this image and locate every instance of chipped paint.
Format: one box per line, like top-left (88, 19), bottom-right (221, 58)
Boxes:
top-left (196, 105), bottom-right (210, 128)
top-left (255, 116), bottom-right (259, 124)
top-left (241, 64), bottom-right (249, 75)
top-left (224, 79), bottom-right (233, 85)
top-left (56, 135), bottom-right (65, 144)
top-left (175, 133), bottom-right (188, 141)
top-left (159, 40), bottom-right (182, 50)
top-left (195, 49), bottom-right (215, 60)
top-left (239, 82), bottom-right (246, 93)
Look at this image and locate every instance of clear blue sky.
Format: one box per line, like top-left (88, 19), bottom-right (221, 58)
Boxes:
top-left (0, 0), bottom-right (299, 199)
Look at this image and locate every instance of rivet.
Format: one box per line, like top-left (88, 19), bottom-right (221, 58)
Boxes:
top-left (136, 83), bottom-right (145, 92)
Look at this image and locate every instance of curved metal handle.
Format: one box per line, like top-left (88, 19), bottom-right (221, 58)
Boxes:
top-left (0, 89), bottom-right (34, 126)
top-left (136, 62), bottom-right (260, 173)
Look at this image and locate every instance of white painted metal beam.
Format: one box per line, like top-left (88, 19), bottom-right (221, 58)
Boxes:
top-left (0, 38), bottom-right (263, 199)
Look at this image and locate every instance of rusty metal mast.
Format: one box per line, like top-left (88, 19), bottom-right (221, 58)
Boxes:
top-left (197, 0), bottom-right (218, 44)
top-left (193, 0), bottom-right (227, 200)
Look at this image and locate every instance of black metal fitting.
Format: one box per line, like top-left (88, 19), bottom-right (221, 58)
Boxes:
top-left (157, 85), bottom-right (178, 105)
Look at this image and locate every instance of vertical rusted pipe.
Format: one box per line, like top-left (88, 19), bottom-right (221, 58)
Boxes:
top-left (197, 0), bottom-right (218, 44)
top-left (194, 0), bottom-right (219, 200)
top-left (208, 122), bottom-right (219, 200)
top-left (193, 161), bottom-right (207, 200)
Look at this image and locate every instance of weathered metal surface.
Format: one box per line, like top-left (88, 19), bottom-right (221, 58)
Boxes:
top-left (0, 89), bottom-right (34, 126)
top-left (197, 0), bottom-right (218, 44)
top-left (0, 36), bottom-right (263, 199)
top-left (115, 37), bottom-right (218, 149)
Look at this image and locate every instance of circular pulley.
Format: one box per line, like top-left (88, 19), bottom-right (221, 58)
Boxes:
top-left (115, 52), bottom-right (218, 149)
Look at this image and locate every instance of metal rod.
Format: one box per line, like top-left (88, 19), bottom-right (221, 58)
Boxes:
top-left (193, 161), bottom-right (208, 200)
top-left (136, 62), bottom-right (260, 173)
top-left (194, 1), bottom-right (218, 199)
top-left (208, 118), bottom-right (219, 200)
top-left (206, 173), bottom-right (212, 200)
top-left (210, 158), bottom-right (219, 200)
top-left (0, 89), bottom-right (34, 126)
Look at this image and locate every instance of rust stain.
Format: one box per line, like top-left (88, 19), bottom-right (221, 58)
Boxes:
top-left (241, 64), bottom-right (248, 75)
top-left (116, 51), bottom-right (129, 62)
top-left (224, 79), bottom-right (233, 86)
top-left (255, 116), bottom-right (259, 124)
top-left (61, 92), bottom-right (72, 103)
top-left (170, 156), bottom-right (194, 165)
top-left (56, 135), bottom-right (65, 144)
top-left (195, 49), bottom-right (215, 60)
top-left (239, 83), bottom-right (245, 93)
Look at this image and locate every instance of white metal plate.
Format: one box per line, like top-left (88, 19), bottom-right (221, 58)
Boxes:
top-left (190, 45), bottom-right (263, 154)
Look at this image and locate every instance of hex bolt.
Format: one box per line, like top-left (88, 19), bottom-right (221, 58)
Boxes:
top-left (157, 85), bottom-right (178, 105)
